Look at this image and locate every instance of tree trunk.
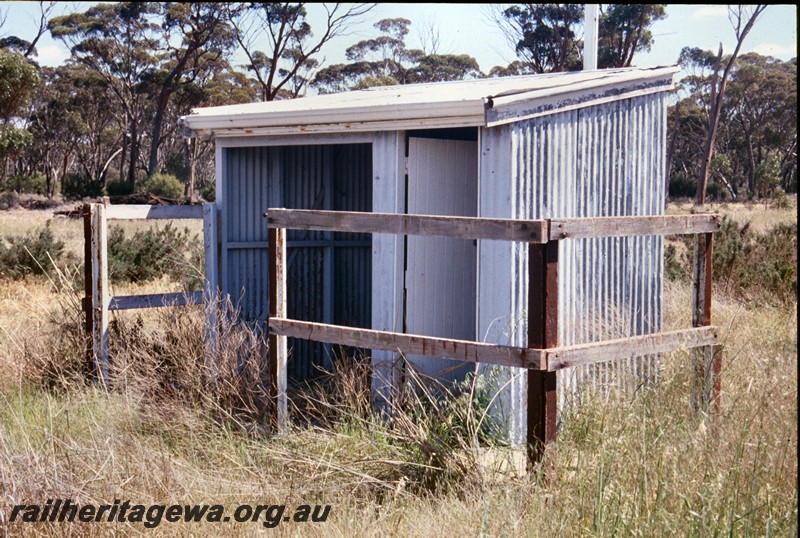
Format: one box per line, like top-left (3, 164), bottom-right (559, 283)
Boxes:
top-left (696, 45), bottom-right (723, 207)
top-left (665, 102), bottom-right (681, 204)
top-left (746, 130), bottom-right (757, 196)
top-left (127, 118), bottom-right (139, 190)
top-left (184, 137), bottom-right (197, 198)
top-left (694, 5), bottom-right (766, 207)
top-left (118, 133), bottom-right (128, 185)
top-left (147, 84), bottom-right (176, 176)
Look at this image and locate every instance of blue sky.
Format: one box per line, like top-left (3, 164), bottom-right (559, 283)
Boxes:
top-left (2, 3), bottom-right (796, 73)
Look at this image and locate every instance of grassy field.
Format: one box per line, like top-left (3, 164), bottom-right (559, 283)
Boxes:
top-left (0, 202), bottom-right (796, 536)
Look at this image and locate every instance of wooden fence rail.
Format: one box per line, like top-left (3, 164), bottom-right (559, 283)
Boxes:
top-left (265, 208), bottom-right (722, 470)
top-left (83, 202), bottom-right (217, 386)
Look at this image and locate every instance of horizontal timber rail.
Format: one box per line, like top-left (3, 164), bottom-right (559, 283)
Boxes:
top-left (265, 208), bottom-right (721, 471)
top-left (270, 318), bottom-right (547, 370)
top-left (108, 291), bottom-right (204, 311)
top-left (105, 203), bottom-right (204, 220)
top-left (265, 209), bottom-right (720, 242)
top-left (268, 319), bottom-right (717, 373)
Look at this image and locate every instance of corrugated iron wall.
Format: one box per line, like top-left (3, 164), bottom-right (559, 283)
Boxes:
top-left (479, 92), bottom-right (668, 443)
top-left (222, 144), bottom-right (372, 380)
top-left (222, 146), bottom-right (273, 323)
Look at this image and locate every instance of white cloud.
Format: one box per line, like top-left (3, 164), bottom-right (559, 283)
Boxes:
top-left (35, 45), bottom-right (69, 66)
top-left (749, 42), bottom-right (798, 60)
top-left (692, 5), bottom-right (729, 19)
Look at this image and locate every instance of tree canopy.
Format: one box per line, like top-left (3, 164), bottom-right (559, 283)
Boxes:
top-left (491, 4), bottom-right (667, 74)
top-left (312, 18), bottom-right (481, 93)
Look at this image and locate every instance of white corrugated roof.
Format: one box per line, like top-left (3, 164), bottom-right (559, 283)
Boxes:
top-left (183, 66), bottom-right (679, 138)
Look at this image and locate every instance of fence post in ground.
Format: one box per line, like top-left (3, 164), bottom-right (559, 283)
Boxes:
top-left (89, 202), bottom-right (109, 387)
top-left (83, 203), bottom-right (94, 378)
top-left (527, 237), bottom-right (559, 470)
top-left (691, 232), bottom-right (719, 416)
top-left (268, 225), bottom-right (288, 433)
top-left (203, 202), bottom-right (219, 382)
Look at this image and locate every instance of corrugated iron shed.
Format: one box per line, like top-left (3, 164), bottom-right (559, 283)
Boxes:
top-left (183, 66), bottom-right (679, 443)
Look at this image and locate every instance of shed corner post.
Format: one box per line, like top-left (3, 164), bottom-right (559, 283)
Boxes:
top-left (691, 231), bottom-right (720, 419)
top-left (203, 202), bottom-right (220, 382)
top-left (527, 235), bottom-right (559, 472)
top-left (267, 223), bottom-right (288, 434)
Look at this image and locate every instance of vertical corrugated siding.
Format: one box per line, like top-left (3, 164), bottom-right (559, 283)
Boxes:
top-left (222, 143), bottom-right (372, 380)
top-left (479, 92), bottom-right (668, 444)
top-left (283, 145), bottom-right (329, 376)
top-left (510, 94), bottom-right (667, 414)
top-left (332, 145), bottom-right (373, 356)
top-left (223, 146), bottom-right (272, 322)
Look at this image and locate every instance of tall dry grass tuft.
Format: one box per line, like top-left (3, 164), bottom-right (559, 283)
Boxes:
top-left (107, 297), bottom-right (272, 434)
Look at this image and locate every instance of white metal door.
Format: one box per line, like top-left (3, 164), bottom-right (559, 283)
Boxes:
top-left (405, 137), bottom-right (478, 383)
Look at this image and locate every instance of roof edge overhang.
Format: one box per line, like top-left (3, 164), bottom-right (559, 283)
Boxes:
top-left (485, 66), bottom-right (679, 127)
top-left (183, 65), bottom-right (679, 139)
top-left (184, 100), bottom-right (487, 139)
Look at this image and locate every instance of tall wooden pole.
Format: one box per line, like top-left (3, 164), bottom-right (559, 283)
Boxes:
top-left (527, 239), bottom-right (559, 469)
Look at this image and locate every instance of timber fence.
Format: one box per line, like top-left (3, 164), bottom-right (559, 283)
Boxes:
top-left (264, 209), bottom-right (721, 469)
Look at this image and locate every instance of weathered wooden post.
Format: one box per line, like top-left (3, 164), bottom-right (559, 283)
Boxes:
top-left (83, 203), bottom-right (94, 378)
top-left (527, 236), bottom-right (559, 469)
top-left (691, 231), bottom-right (721, 416)
top-left (267, 221), bottom-right (288, 434)
top-left (87, 202), bottom-right (109, 387)
top-left (203, 202), bottom-right (219, 382)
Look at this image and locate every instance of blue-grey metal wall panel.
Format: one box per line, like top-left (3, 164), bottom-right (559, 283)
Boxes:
top-left (221, 143), bottom-right (372, 380)
top-left (223, 146), bottom-right (273, 323)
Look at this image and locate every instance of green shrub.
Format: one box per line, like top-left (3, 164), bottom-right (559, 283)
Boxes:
top-left (668, 174), bottom-right (697, 199)
top-left (7, 173), bottom-right (48, 195)
top-left (138, 173), bottom-right (185, 199)
top-left (665, 216), bottom-right (797, 304)
top-left (108, 223), bottom-right (202, 288)
top-left (770, 187), bottom-right (790, 209)
top-left (106, 179), bottom-right (133, 196)
top-left (62, 173), bottom-right (103, 200)
top-left (0, 223), bottom-right (65, 279)
top-left (664, 242), bottom-right (689, 281)
top-left (200, 183), bottom-right (215, 202)
top-left (0, 191), bottom-right (19, 210)
top-left (706, 182), bottom-right (727, 201)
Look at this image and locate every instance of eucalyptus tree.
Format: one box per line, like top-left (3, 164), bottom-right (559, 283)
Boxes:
top-left (145, 2), bottom-right (236, 176)
top-left (312, 18), bottom-right (481, 93)
top-left (25, 64), bottom-right (124, 195)
top-left (0, 48), bottom-right (38, 185)
top-left (691, 4), bottom-right (768, 205)
top-left (490, 4), bottom-right (666, 74)
top-left (49, 2), bottom-right (161, 189)
top-left (230, 3), bottom-right (375, 101)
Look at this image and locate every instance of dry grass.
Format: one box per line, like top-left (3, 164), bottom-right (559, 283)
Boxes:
top-left (0, 205), bottom-right (796, 536)
top-left (668, 195), bottom-right (797, 234)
